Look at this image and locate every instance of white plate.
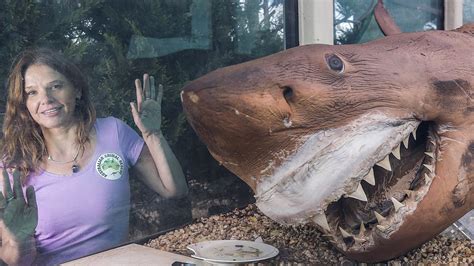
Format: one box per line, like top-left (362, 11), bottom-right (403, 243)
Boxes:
top-left (187, 240), bottom-right (279, 263)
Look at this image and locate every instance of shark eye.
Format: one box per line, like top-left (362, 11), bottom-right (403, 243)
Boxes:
top-left (282, 86), bottom-right (294, 102)
top-left (326, 54), bottom-right (344, 73)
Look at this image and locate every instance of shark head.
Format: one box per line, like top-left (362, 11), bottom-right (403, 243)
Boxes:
top-left (181, 26), bottom-right (473, 262)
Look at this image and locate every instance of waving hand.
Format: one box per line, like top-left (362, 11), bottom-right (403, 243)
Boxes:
top-left (130, 74), bottom-right (163, 137)
top-left (0, 168), bottom-right (38, 264)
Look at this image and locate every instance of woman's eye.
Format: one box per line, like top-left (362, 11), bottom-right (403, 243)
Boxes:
top-left (52, 84), bottom-right (62, 89)
top-left (26, 91), bottom-right (37, 96)
top-left (326, 54), bottom-right (344, 73)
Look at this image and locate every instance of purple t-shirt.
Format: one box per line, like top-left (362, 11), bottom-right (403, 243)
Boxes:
top-left (23, 117), bottom-right (144, 265)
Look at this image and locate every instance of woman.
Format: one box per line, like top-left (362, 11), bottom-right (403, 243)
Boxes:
top-left (0, 48), bottom-right (188, 265)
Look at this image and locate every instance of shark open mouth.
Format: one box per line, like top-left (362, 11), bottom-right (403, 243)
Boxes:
top-left (315, 121), bottom-right (437, 251)
top-left (252, 113), bottom-right (439, 252)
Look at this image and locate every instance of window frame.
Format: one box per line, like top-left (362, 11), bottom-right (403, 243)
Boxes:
top-left (296, 0), bottom-right (465, 45)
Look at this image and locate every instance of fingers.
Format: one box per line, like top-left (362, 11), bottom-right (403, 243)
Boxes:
top-left (135, 79), bottom-right (143, 111)
top-left (0, 192), bottom-right (4, 220)
top-left (130, 102), bottom-right (140, 125)
top-left (25, 186), bottom-right (37, 211)
top-left (26, 186), bottom-right (39, 228)
top-left (12, 169), bottom-right (24, 201)
top-left (2, 169), bottom-right (13, 202)
top-left (150, 76), bottom-right (156, 100)
top-left (157, 84), bottom-right (163, 105)
top-left (134, 73), bottom-right (161, 109)
top-left (0, 191), bottom-right (5, 210)
top-left (2, 169), bottom-right (24, 202)
top-left (143, 73), bottom-right (150, 100)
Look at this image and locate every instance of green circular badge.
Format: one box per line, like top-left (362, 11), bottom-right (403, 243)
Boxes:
top-left (96, 153), bottom-right (124, 180)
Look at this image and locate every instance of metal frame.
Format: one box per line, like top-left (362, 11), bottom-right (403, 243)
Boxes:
top-left (445, 0), bottom-right (463, 30)
top-left (284, 0), bottom-right (299, 48)
top-left (297, 0), bottom-right (334, 45)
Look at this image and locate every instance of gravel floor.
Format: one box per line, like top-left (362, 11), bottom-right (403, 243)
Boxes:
top-left (145, 204), bottom-right (473, 264)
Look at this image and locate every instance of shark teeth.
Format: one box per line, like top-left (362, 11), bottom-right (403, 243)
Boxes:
top-left (423, 164), bottom-right (434, 172)
top-left (325, 123), bottom-right (439, 245)
top-left (374, 211), bottom-right (386, 223)
top-left (411, 125), bottom-right (418, 141)
top-left (313, 213), bottom-right (331, 232)
top-left (390, 197), bottom-right (404, 211)
top-left (402, 136), bottom-right (409, 149)
top-left (354, 236), bottom-right (366, 244)
top-left (339, 227), bottom-right (353, 238)
top-left (391, 144), bottom-right (401, 160)
top-left (346, 183), bottom-right (368, 202)
top-left (366, 126), bottom-right (424, 189)
top-left (362, 168), bottom-right (376, 186)
top-left (424, 173), bottom-right (431, 183)
top-left (424, 152), bottom-right (434, 158)
top-left (375, 155), bottom-right (392, 171)
top-left (376, 224), bottom-right (389, 231)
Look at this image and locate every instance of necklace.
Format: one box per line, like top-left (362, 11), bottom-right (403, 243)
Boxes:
top-left (47, 148), bottom-right (81, 173)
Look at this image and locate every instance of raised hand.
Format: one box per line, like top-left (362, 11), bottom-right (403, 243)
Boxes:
top-left (130, 74), bottom-right (164, 137)
top-left (0, 169), bottom-right (38, 259)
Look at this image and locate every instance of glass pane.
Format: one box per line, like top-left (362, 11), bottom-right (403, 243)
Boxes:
top-left (0, 0), bottom-right (284, 263)
top-left (334, 0), bottom-right (474, 245)
top-left (334, 0), bottom-right (443, 44)
top-left (464, 0), bottom-right (474, 23)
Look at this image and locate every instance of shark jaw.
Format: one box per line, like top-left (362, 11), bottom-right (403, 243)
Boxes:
top-left (254, 112), bottom-right (436, 251)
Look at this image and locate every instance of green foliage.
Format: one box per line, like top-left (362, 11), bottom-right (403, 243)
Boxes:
top-left (334, 0), bottom-right (444, 45)
top-left (334, 0), bottom-right (376, 45)
top-left (0, 0), bottom-right (284, 178)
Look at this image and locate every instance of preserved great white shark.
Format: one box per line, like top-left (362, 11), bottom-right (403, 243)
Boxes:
top-left (180, 6), bottom-right (474, 262)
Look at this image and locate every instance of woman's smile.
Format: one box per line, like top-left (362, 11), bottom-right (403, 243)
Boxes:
top-left (40, 106), bottom-right (64, 116)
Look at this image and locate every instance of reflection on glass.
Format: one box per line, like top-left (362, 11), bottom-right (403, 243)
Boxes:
top-left (0, 0), bottom-right (285, 262)
top-left (127, 0), bottom-right (212, 59)
top-left (334, 0), bottom-right (443, 44)
top-left (127, 0), bottom-right (284, 59)
top-left (464, 0), bottom-right (474, 23)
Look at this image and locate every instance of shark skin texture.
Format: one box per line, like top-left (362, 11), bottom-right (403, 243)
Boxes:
top-left (181, 23), bottom-right (474, 262)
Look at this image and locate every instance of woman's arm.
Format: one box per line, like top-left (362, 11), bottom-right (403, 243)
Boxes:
top-left (130, 74), bottom-right (188, 198)
top-left (132, 133), bottom-right (188, 198)
top-left (0, 168), bottom-right (38, 265)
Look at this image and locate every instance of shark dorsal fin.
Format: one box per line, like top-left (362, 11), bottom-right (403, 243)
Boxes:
top-left (374, 0), bottom-right (402, 36)
top-left (375, 0), bottom-right (474, 37)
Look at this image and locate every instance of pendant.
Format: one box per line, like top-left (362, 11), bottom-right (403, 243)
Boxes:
top-left (72, 164), bottom-right (80, 173)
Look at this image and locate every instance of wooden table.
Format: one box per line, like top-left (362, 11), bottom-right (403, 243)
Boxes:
top-left (62, 244), bottom-right (203, 265)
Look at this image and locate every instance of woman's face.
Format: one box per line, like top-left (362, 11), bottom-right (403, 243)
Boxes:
top-left (24, 64), bottom-right (80, 130)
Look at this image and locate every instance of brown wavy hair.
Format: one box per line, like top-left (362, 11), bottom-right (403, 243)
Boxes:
top-left (0, 48), bottom-right (96, 177)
